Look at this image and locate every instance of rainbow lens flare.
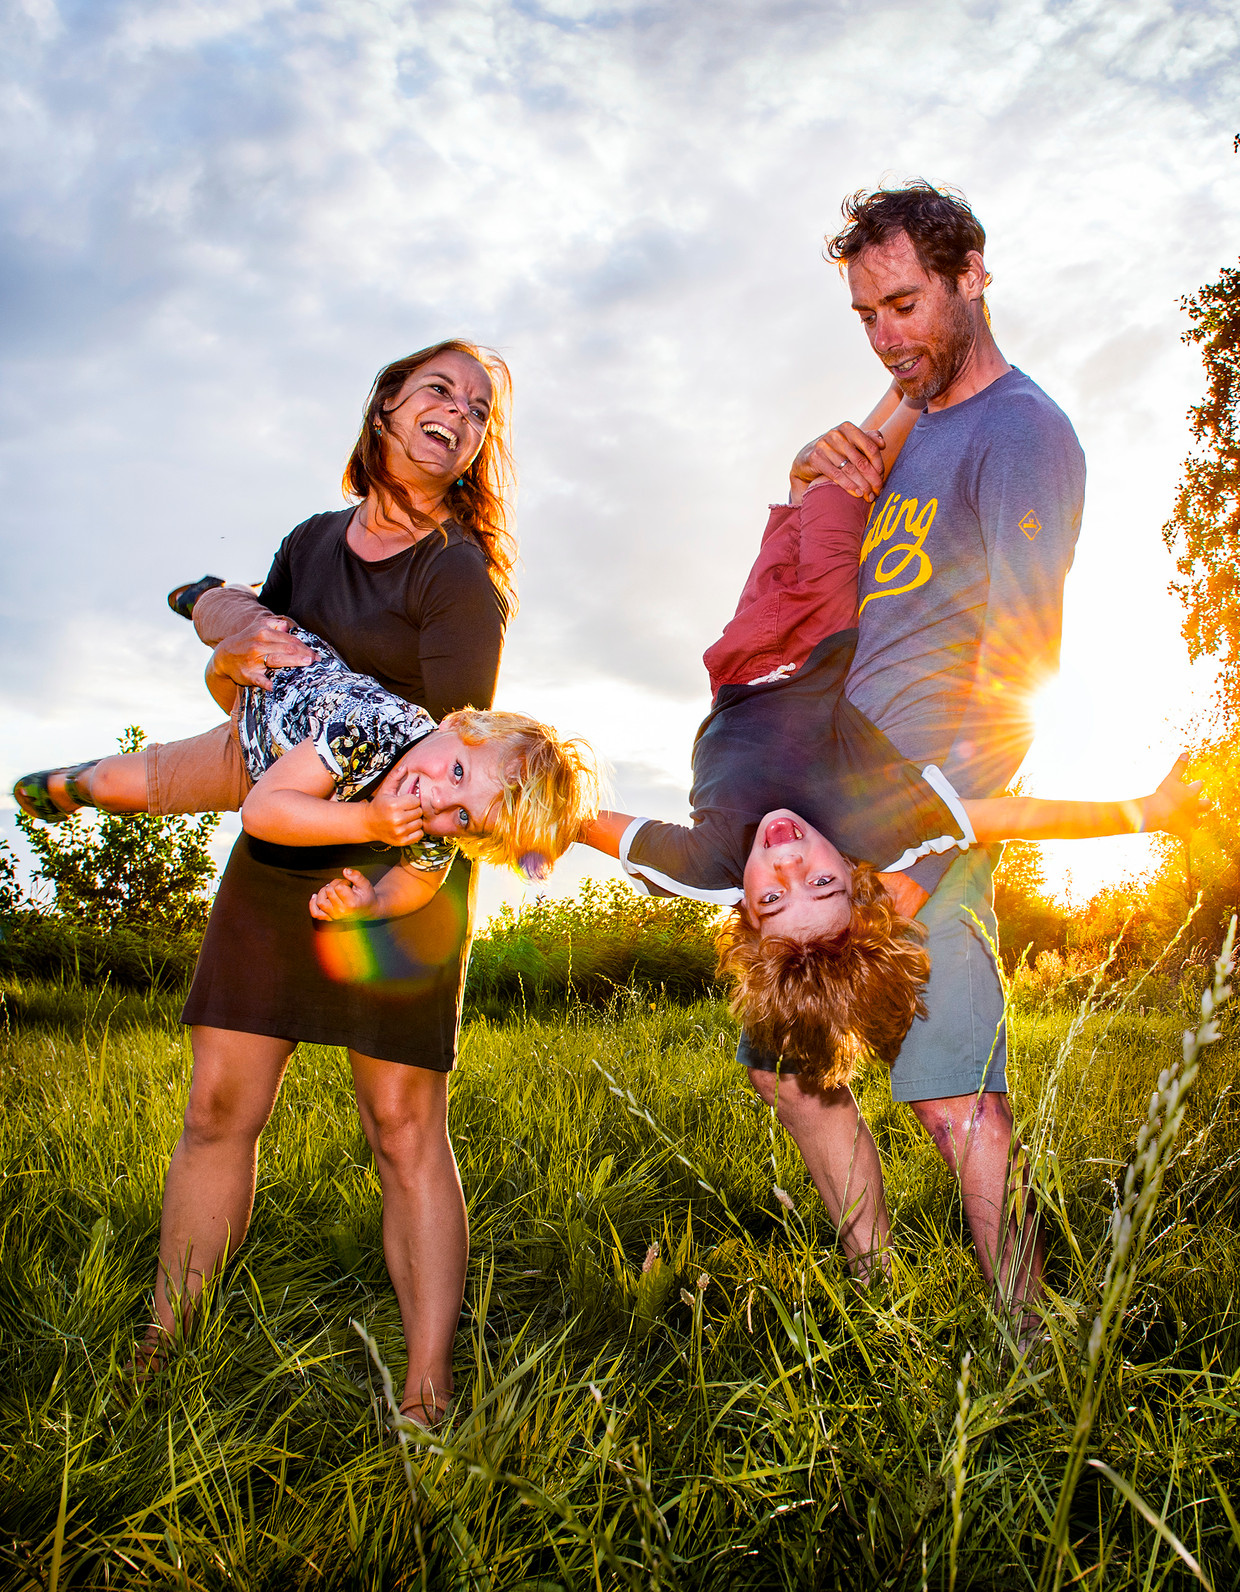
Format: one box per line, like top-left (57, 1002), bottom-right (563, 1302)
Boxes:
top-left (314, 885), bottom-right (467, 992)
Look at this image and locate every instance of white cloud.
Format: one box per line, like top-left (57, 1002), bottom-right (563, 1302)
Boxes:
top-left (1, 0), bottom-right (1237, 918)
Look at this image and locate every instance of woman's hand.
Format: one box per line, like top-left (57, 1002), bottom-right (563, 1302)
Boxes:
top-left (364, 781), bottom-right (426, 847)
top-left (212, 615), bottom-right (319, 694)
top-left (309, 868), bottom-right (378, 920)
top-left (791, 423), bottom-right (887, 503)
top-left (1139, 755), bottom-right (1209, 840)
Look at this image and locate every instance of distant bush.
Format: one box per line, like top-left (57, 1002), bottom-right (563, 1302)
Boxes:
top-left (16, 727), bottom-right (219, 937)
top-left (0, 727), bottom-right (217, 995)
top-left (466, 878), bottom-right (724, 1016)
top-left (993, 839), bottom-right (1071, 972)
top-left (0, 908), bottom-right (201, 992)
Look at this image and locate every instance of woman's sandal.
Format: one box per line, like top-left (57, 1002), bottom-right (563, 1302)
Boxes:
top-left (167, 574), bottom-right (225, 622)
top-left (12, 763), bottom-right (97, 824)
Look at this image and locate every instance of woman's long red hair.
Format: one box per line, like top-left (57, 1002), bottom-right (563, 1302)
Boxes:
top-left (343, 340), bottom-right (518, 614)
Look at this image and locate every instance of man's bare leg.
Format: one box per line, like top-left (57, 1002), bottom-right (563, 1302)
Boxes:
top-left (748, 1068), bottom-right (891, 1281)
top-left (910, 1091), bottom-right (1043, 1328)
top-left (144, 1028), bottom-right (294, 1357)
top-left (350, 1053), bottom-right (468, 1425)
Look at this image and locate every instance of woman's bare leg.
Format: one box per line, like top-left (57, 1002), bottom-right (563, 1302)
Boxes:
top-left (748, 1067), bottom-right (891, 1280)
top-left (349, 1053), bottom-right (467, 1423)
top-left (148, 1028), bottom-right (295, 1344)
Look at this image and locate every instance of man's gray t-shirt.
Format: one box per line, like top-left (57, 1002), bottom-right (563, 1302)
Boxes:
top-left (847, 368), bottom-right (1085, 892)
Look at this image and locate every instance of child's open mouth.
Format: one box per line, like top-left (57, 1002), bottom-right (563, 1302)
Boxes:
top-left (763, 817), bottom-right (803, 848)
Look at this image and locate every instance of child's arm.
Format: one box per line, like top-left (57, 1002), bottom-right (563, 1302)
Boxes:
top-left (578, 811), bottom-right (634, 858)
top-left (308, 862), bottom-right (447, 921)
top-left (241, 739), bottom-right (425, 847)
top-left (962, 756), bottom-right (1206, 846)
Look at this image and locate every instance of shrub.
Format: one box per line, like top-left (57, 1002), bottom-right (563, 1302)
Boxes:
top-left (465, 877), bottom-right (723, 1016)
top-left (17, 727), bottom-right (219, 936)
top-left (0, 909), bottom-right (201, 992)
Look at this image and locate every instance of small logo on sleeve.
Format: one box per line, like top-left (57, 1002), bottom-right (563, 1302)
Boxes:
top-left (1019, 511), bottom-right (1042, 541)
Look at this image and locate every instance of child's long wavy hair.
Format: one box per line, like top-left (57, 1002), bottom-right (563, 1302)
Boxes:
top-left (343, 340), bottom-right (518, 615)
top-left (715, 861), bottom-right (930, 1092)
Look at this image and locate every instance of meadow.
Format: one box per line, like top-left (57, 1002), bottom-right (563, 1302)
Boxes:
top-left (1, 948), bottom-right (1238, 1589)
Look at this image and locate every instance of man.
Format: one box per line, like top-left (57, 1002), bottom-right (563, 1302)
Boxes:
top-left (751, 181), bottom-right (1085, 1322)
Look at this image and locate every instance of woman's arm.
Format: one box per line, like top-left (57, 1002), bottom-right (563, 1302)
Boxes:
top-left (194, 584), bottom-right (319, 695)
top-left (963, 757), bottom-right (1206, 846)
top-left (241, 740), bottom-right (425, 847)
top-left (308, 862), bottom-right (447, 921)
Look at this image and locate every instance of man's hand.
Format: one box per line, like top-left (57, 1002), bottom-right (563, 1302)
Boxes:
top-left (875, 871), bottom-right (930, 921)
top-left (364, 777), bottom-right (426, 847)
top-left (211, 616), bottom-right (318, 693)
top-left (791, 422), bottom-right (887, 503)
top-left (1139, 754), bottom-right (1209, 841)
top-left (309, 867), bottom-right (379, 920)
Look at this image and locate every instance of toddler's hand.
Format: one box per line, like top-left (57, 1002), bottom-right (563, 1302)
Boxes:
top-left (366, 779), bottom-right (426, 847)
top-left (1139, 754), bottom-right (1209, 840)
top-left (309, 867), bottom-right (378, 920)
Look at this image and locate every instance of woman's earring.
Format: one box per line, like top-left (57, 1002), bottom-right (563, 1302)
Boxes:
top-left (456, 477), bottom-right (465, 487)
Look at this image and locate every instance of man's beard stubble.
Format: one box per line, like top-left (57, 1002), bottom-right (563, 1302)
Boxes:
top-left (890, 289), bottom-right (975, 405)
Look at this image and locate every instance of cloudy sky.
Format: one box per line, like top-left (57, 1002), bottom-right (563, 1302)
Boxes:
top-left (2, 0), bottom-right (1237, 921)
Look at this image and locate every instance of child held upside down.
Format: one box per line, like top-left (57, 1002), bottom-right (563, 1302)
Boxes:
top-left (581, 396), bottom-right (1205, 1088)
top-left (15, 622), bottom-right (598, 915)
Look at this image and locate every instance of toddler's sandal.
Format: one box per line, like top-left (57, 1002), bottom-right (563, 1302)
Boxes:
top-left (13, 763), bottom-right (97, 823)
top-left (14, 769), bottom-right (71, 823)
top-left (167, 574), bottom-right (225, 621)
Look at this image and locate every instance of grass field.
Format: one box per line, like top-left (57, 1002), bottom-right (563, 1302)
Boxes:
top-left (1, 961), bottom-right (1239, 1589)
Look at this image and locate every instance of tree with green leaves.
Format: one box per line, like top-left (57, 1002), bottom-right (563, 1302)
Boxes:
top-left (1162, 259), bottom-right (1240, 725)
top-left (16, 727), bottom-right (219, 936)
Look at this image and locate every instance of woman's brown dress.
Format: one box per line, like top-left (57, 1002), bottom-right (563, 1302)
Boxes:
top-left (182, 507), bottom-right (506, 1068)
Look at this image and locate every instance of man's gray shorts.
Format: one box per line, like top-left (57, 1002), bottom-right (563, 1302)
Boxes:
top-left (738, 847), bottom-right (1007, 1102)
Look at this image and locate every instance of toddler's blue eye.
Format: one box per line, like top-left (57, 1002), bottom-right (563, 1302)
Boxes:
top-left (454, 761), bottom-right (464, 780)
top-left (457, 808), bottom-right (470, 830)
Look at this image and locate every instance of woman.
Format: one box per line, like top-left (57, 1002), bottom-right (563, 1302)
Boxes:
top-left (139, 340), bottom-right (515, 1426)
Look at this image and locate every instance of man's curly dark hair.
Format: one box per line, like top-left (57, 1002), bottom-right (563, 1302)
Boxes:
top-left (826, 180), bottom-right (987, 292)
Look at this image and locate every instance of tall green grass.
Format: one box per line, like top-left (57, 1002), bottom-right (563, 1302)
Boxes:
top-left (1, 960), bottom-right (1238, 1588)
